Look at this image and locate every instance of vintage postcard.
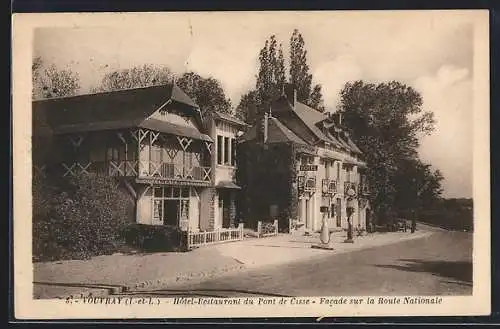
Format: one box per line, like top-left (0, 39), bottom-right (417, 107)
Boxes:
top-left (12, 10), bottom-right (490, 319)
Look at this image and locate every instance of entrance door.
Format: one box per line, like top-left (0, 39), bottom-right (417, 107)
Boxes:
top-left (164, 200), bottom-right (179, 226)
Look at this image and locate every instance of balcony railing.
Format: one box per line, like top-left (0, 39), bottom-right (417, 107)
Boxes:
top-left (344, 181), bottom-right (358, 196)
top-left (57, 160), bottom-right (212, 183)
top-left (359, 183), bottom-right (370, 195)
top-left (298, 175), bottom-right (316, 193)
top-left (322, 179), bottom-right (338, 194)
top-left (304, 176), bottom-right (316, 192)
top-left (140, 161), bottom-right (211, 182)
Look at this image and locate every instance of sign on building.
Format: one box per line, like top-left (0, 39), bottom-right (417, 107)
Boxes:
top-left (300, 165), bottom-right (318, 171)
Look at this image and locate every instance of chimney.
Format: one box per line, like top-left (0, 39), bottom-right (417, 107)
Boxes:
top-left (332, 112), bottom-right (343, 126)
top-left (283, 83), bottom-right (297, 107)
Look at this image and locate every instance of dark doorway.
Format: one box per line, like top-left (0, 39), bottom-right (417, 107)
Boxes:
top-left (220, 191), bottom-right (231, 228)
top-left (164, 200), bottom-right (179, 226)
top-left (336, 198), bottom-right (342, 227)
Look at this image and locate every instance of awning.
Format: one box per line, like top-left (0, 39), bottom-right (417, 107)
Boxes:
top-left (216, 181), bottom-right (242, 189)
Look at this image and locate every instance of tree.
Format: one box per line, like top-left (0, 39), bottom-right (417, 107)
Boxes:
top-left (93, 66), bottom-right (231, 116)
top-left (394, 158), bottom-right (444, 213)
top-left (92, 64), bottom-right (173, 92)
top-left (238, 30), bottom-right (326, 123)
top-left (32, 57), bottom-right (81, 100)
top-left (289, 29), bottom-right (325, 111)
top-left (255, 35), bottom-right (286, 116)
top-left (309, 84), bottom-right (326, 112)
top-left (177, 72), bottom-right (232, 116)
top-left (338, 80), bottom-right (437, 224)
top-left (235, 90), bottom-right (259, 124)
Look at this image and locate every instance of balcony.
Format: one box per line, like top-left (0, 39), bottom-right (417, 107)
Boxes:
top-left (139, 161), bottom-right (212, 183)
top-left (322, 179), bottom-right (338, 194)
top-left (57, 160), bottom-right (212, 185)
top-left (344, 181), bottom-right (358, 197)
top-left (298, 175), bottom-right (316, 193)
top-left (359, 183), bottom-right (370, 195)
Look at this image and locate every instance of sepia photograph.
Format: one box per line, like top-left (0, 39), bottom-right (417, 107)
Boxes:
top-left (12, 10), bottom-right (490, 319)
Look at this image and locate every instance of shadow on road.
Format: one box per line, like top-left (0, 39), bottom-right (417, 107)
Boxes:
top-left (375, 258), bottom-right (472, 283)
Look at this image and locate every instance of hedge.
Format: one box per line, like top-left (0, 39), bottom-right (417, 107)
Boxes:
top-left (32, 174), bottom-right (135, 262)
top-left (122, 224), bottom-right (187, 252)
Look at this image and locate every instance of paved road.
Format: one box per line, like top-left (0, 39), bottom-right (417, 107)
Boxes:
top-left (125, 230), bottom-right (472, 297)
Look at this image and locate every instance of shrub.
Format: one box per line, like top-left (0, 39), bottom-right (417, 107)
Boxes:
top-left (32, 174), bottom-right (135, 261)
top-left (259, 221), bottom-right (277, 236)
top-left (122, 224), bottom-right (187, 252)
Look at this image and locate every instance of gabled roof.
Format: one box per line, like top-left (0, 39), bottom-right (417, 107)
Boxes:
top-left (212, 111), bottom-right (248, 127)
top-left (268, 117), bottom-right (307, 145)
top-left (293, 102), bottom-right (332, 143)
top-left (238, 124), bottom-right (258, 142)
top-left (291, 102), bottom-right (363, 155)
top-left (238, 116), bottom-right (307, 145)
top-left (32, 84), bottom-right (212, 141)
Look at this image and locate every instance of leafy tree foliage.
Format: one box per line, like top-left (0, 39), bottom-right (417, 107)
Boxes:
top-left (32, 57), bottom-right (81, 100)
top-left (338, 80), bottom-right (439, 223)
top-left (235, 90), bottom-right (259, 123)
top-left (93, 66), bottom-right (231, 116)
top-left (177, 72), bottom-right (232, 116)
top-left (33, 174), bottom-right (134, 261)
top-left (92, 64), bottom-right (173, 92)
top-left (255, 35), bottom-right (286, 115)
top-left (238, 30), bottom-right (326, 123)
top-left (289, 29), bottom-right (325, 112)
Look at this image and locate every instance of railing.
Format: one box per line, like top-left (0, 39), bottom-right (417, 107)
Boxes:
top-left (344, 181), bottom-right (358, 196)
top-left (322, 179), bottom-right (338, 194)
top-left (257, 220), bottom-right (279, 238)
top-left (140, 161), bottom-right (212, 183)
top-left (304, 177), bottom-right (316, 192)
top-left (359, 183), bottom-right (370, 195)
top-left (54, 160), bottom-right (212, 183)
top-left (187, 223), bottom-right (244, 250)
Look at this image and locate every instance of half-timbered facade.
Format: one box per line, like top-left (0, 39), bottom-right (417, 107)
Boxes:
top-left (238, 84), bottom-right (371, 234)
top-left (33, 84), bottom-right (216, 232)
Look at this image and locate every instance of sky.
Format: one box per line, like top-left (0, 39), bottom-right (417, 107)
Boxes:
top-left (33, 11), bottom-right (477, 198)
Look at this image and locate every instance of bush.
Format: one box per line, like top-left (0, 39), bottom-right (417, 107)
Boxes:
top-left (259, 221), bottom-right (277, 236)
top-left (122, 224), bottom-right (187, 252)
top-left (33, 174), bottom-right (135, 262)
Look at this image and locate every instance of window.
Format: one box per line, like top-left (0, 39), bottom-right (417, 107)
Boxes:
top-left (224, 137), bottom-right (230, 165)
top-left (151, 144), bottom-right (162, 163)
top-left (325, 160), bottom-right (330, 179)
top-left (231, 138), bottom-right (237, 166)
top-left (185, 151), bottom-right (193, 168)
top-left (217, 135), bottom-right (223, 165)
top-left (301, 156), bottom-right (313, 165)
top-left (107, 147), bottom-right (119, 161)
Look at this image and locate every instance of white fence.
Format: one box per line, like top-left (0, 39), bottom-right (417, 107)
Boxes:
top-left (187, 223), bottom-right (244, 250)
top-left (257, 220), bottom-right (279, 238)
